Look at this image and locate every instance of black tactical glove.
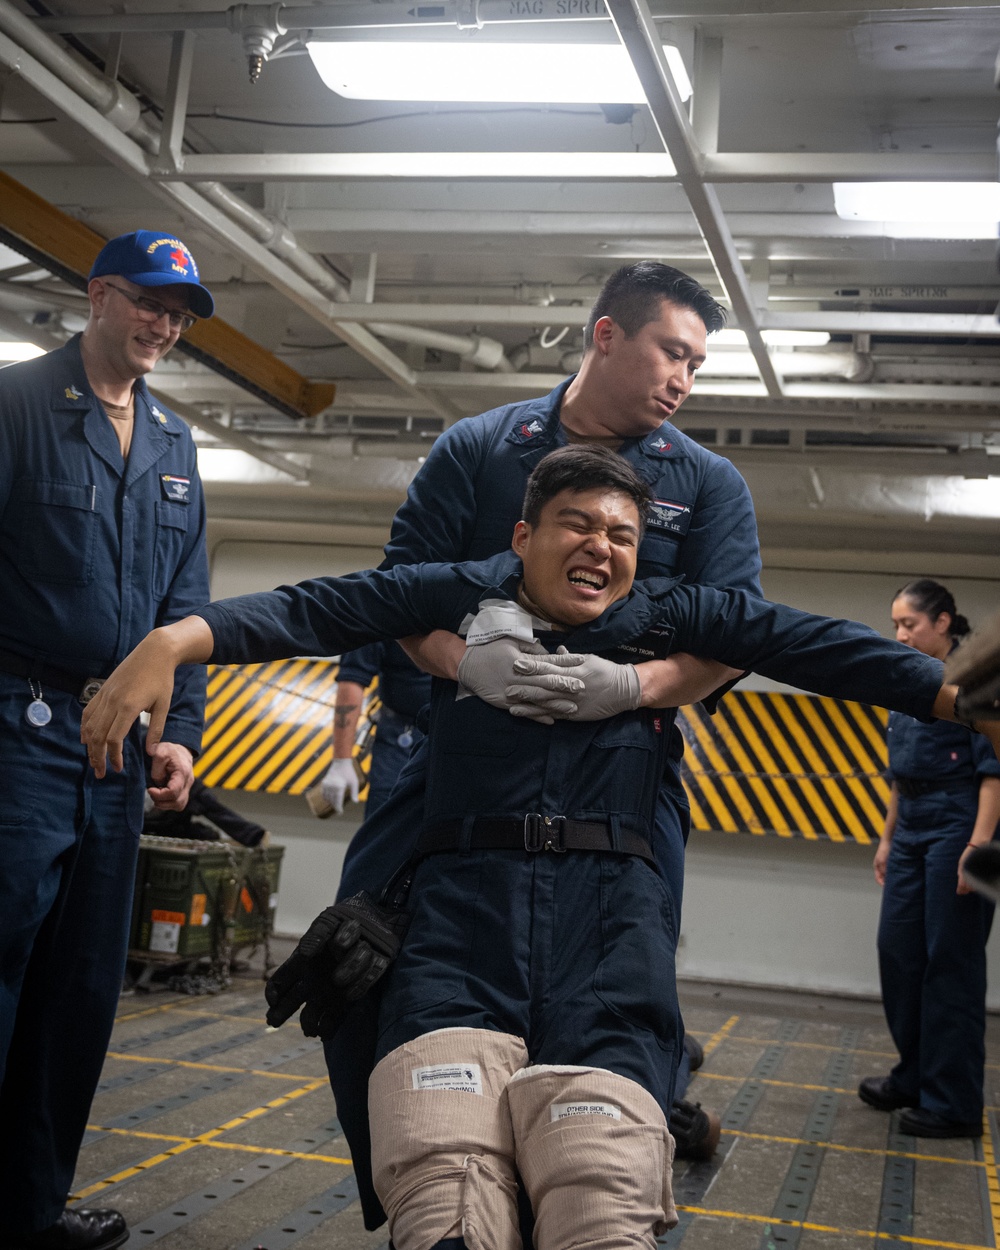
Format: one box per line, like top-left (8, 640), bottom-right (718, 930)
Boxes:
top-left (265, 891), bottom-right (409, 1037)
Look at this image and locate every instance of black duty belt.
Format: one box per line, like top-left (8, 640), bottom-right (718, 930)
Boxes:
top-left (418, 815), bottom-right (654, 864)
top-left (896, 776), bottom-right (972, 799)
top-left (0, 647), bottom-right (106, 704)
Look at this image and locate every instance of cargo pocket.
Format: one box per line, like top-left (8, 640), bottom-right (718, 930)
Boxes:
top-left (14, 479), bottom-right (97, 586)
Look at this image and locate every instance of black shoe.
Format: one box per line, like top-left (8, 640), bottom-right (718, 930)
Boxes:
top-left (3, 1210), bottom-right (128, 1250)
top-left (670, 1098), bottom-right (721, 1161)
top-left (683, 1034), bottom-right (705, 1072)
top-left (858, 1075), bottom-right (918, 1113)
top-left (898, 1107), bottom-right (982, 1139)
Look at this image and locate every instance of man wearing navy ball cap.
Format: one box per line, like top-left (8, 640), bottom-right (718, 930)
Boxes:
top-left (0, 231), bottom-right (212, 1250)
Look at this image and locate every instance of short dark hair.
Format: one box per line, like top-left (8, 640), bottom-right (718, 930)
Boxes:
top-left (894, 578), bottom-right (971, 638)
top-left (583, 261), bottom-right (726, 349)
top-left (521, 445), bottom-right (651, 534)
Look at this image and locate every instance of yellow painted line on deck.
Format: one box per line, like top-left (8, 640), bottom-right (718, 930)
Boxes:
top-left (114, 999), bottom-right (189, 1023)
top-left (688, 1029), bottom-right (1000, 1074)
top-left (701, 1014), bottom-right (739, 1058)
top-left (101, 1050), bottom-right (319, 1082)
top-left (980, 1113), bottom-right (1000, 1246)
top-left (160, 1006), bottom-right (268, 1025)
top-left (82, 1123), bottom-right (352, 1167)
top-left (675, 1203), bottom-right (991, 1249)
top-left (694, 1070), bottom-right (855, 1095)
top-left (726, 1128), bottom-right (982, 1168)
top-left (71, 1077), bottom-right (326, 1201)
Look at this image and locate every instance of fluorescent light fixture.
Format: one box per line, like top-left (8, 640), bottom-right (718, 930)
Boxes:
top-left (0, 341), bottom-right (45, 362)
top-left (307, 40), bottom-right (692, 104)
top-left (834, 182), bottom-right (1000, 239)
top-left (234, 151), bottom-right (676, 178)
top-left (712, 329), bottom-right (831, 348)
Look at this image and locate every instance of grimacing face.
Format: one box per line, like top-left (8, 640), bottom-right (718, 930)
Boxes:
top-left (511, 486), bottom-right (641, 629)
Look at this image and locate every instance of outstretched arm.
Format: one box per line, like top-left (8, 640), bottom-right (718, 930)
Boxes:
top-left (82, 615), bottom-right (215, 777)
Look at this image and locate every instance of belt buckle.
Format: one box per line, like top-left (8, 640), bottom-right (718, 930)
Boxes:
top-left (524, 813), bottom-right (566, 854)
top-left (79, 677), bottom-right (105, 706)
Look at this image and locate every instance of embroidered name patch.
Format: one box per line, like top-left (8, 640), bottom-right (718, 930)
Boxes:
top-left (604, 623), bottom-right (676, 663)
top-left (646, 498), bottom-right (692, 537)
top-left (161, 474), bottom-right (191, 502)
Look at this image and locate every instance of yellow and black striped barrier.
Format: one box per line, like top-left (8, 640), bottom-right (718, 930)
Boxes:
top-left (194, 661), bottom-right (379, 799)
top-left (196, 665), bottom-right (890, 844)
top-left (680, 692), bottom-right (888, 844)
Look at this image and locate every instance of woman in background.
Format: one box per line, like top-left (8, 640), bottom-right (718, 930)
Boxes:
top-left (859, 579), bottom-right (1000, 1138)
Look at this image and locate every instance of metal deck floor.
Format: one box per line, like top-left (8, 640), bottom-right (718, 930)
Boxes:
top-left (74, 954), bottom-right (1000, 1250)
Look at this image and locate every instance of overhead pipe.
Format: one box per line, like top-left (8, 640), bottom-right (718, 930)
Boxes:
top-left (33, 1), bottom-right (614, 36)
top-left (366, 322), bottom-right (513, 371)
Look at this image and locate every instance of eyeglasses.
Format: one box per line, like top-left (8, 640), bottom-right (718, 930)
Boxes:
top-left (103, 281), bottom-right (197, 333)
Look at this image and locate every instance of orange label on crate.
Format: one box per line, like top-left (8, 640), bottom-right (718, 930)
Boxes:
top-left (151, 909), bottom-right (186, 926)
top-left (189, 894), bottom-right (207, 927)
top-left (240, 887), bottom-right (254, 914)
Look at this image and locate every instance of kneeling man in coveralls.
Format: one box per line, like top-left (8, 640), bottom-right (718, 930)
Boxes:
top-left (81, 446), bottom-right (998, 1250)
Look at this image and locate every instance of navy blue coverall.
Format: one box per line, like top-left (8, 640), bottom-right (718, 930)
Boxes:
top-left (197, 549), bottom-right (948, 1228)
top-left (330, 379), bottom-right (762, 1180)
top-left (337, 642), bottom-right (430, 817)
top-left (0, 336), bottom-right (208, 1232)
top-left (878, 714), bottom-right (1000, 1125)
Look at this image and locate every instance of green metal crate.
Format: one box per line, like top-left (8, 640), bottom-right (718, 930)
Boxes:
top-left (130, 836), bottom-right (283, 960)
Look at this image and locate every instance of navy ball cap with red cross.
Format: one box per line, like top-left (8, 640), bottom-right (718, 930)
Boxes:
top-left (89, 230), bottom-right (214, 319)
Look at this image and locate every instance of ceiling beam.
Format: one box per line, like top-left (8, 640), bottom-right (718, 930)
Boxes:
top-left (31, 0), bottom-right (1000, 33)
top-left (413, 370), bottom-right (1000, 408)
top-left (597, 0), bottom-right (784, 394)
top-left (142, 151), bottom-right (997, 185)
top-left (152, 153), bottom-right (677, 181)
top-left (310, 304), bottom-right (1000, 337)
top-left (702, 152), bottom-right (997, 182)
top-left (760, 311), bottom-right (1000, 338)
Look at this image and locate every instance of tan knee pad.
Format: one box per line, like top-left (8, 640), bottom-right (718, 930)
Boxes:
top-left (506, 1064), bottom-right (677, 1250)
top-left (369, 1028), bottom-right (529, 1250)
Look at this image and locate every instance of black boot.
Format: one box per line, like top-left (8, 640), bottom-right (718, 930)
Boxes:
top-left (3, 1210), bottom-right (128, 1250)
top-left (670, 1098), bottom-right (721, 1161)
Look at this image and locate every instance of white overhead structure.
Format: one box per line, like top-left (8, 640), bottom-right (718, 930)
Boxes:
top-left (0, 0), bottom-right (998, 546)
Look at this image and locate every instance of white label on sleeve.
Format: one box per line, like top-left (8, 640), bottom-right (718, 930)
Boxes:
top-left (412, 1063), bottom-right (483, 1094)
top-left (550, 1102), bottom-right (621, 1122)
top-left (149, 921), bottom-right (181, 954)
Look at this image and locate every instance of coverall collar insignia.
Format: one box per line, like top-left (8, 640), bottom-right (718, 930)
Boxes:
top-left (503, 377), bottom-right (574, 448)
top-left (638, 428), bottom-right (676, 458)
top-left (124, 387), bottom-right (176, 487)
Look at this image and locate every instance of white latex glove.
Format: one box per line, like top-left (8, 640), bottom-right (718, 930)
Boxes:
top-left (457, 636), bottom-right (585, 724)
top-left (321, 758), bottom-right (361, 814)
top-left (506, 647), bottom-right (642, 721)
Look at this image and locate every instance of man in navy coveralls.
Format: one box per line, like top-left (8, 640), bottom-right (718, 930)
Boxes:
top-left (0, 231), bottom-right (212, 1250)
